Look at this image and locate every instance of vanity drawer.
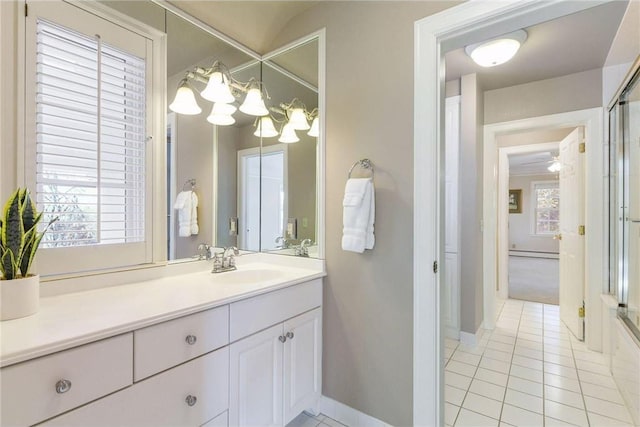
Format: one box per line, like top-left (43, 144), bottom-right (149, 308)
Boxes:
top-left (134, 305), bottom-right (229, 381)
top-left (1, 333), bottom-right (133, 427)
top-left (230, 279), bottom-right (322, 342)
top-left (42, 347), bottom-right (229, 427)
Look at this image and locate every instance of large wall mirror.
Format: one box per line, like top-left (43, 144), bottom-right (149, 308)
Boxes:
top-left (100, 1), bottom-right (324, 262)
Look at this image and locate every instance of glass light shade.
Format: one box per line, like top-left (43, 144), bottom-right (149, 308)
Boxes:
top-left (254, 116), bottom-right (279, 138)
top-left (279, 123), bottom-right (299, 143)
top-left (288, 108), bottom-right (310, 130)
top-left (547, 161), bottom-right (561, 173)
top-left (239, 88), bottom-right (269, 116)
top-left (207, 113), bottom-right (236, 126)
top-left (201, 71), bottom-right (235, 104)
top-left (169, 83), bottom-right (201, 115)
top-left (465, 30), bottom-right (527, 68)
top-left (211, 102), bottom-right (237, 115)
top-left (307, 117), bottom-right (319, 137)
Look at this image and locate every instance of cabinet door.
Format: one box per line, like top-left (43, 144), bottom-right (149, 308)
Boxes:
top-left (283, 308), bottom-right (322, 424)
top-left (229, 323), bottom-right (284, 427)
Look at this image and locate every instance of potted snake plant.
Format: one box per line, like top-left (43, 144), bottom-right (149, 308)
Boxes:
top-left (0, 188), bottom-right (57, 320)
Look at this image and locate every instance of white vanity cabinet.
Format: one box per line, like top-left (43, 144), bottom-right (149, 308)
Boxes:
top-left (229, 280), bottom-right (322, 426)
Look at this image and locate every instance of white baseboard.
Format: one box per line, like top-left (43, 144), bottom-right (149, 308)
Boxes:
top-left (319, 396), bottom-right (391, 427)
top-left (459, 323), bottom-right (485, 347)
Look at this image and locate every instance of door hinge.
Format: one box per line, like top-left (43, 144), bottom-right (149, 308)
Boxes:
top-left (578, 305), bottom-right (585, 318)
top-left (579, 142), bottom-right (586, 153)
top-left (25, 3), bottom-right (28, 17)
top-left (578, 225), bottom-right (585, 236)
top-left (433, 261), bottom-right (438, 274)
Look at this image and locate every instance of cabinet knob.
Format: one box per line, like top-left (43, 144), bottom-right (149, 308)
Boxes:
top-left (185, 395), bottom-right (197, 407)
top-left (286, 332), bottom-right (294, 339)
top-left (278, 335), bottom-right (287, 343)
top-left (185, 335), bottom-right (197, 345)
top-left (55, 379), bottom-right (72, 394)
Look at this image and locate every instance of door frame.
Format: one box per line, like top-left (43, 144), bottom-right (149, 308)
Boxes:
top-left (414, 2), bottom-right (609, 425)
top-left (497, 141), bottom-right (563, 301)
top-left (485, 109), bottom-right (603, 342)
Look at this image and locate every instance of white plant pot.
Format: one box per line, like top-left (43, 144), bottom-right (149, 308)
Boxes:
top-left (0, 275), bottom-right (40, 321)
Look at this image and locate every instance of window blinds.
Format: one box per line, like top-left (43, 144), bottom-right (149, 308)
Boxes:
top-left (35, 19), bottom-right (146, 247)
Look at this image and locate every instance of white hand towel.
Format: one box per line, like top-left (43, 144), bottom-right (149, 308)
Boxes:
top-left (190, 191), bottom-right (199, 235)
top-left (342, 178), bottom-right (375, 253)
top-left (174, 191), bottom-right (192, 237)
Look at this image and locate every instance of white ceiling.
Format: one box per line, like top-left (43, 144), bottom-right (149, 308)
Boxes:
top-left (509, 150), bottom-right (559, 176)
top-left (445, 1), bottom-right (629, 90)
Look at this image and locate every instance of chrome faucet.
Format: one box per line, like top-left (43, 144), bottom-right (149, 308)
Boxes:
top-left (295, 239), bottom-right (312, 257)
top-left (197, 243), bottom-right (212, 260)
top-left (275, 236), bottom-right (293, 249)
top-left (212, 246), bottom-right (239, 273)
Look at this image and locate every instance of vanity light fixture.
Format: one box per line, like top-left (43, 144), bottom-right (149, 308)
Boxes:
top-left (465, 30), bottom-right (527, 67)
top-left (251, 98), bottom-right (320, 141)
top-left (168, 79), bottom-right (202, 115)
top-left (308, 116), bottom-right (320, 138)
top-left (279, 122), bottom-right (300, 143)
top-left (169, 60), bottom-right (270, 124)
top-left (253, 116), bottom-right (279, 138)
top-left (288, 108), bottom-right (310, 130)
top-left (206, 103), bottom-right (237, 126)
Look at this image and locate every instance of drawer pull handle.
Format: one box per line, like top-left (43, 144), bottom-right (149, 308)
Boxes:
top-left (55, 379), bottom-right (72, 394)
top-left (185, 335), bottom-right (197, 345)
top-left (278, 335), bottom-right (287, 343)
top-left (286, 332), bottom-right (294, 339)
top-left (185, 395), bottom-right (197, 407)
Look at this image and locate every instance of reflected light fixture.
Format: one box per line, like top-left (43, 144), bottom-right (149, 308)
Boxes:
top-left (254, 116), bottom-right (279, 138)
top-left (207, 103), bottom-right (237, 126)
top-left (168, 79), bottom-right (201, 115)
top-left (279, 122), bottom-right (300, 143)
top-left (239, 82), bottom-right (269, 116)
top-left (288, 108), bottom-right (310, 130)
top-left (465, 30), bottom-right (527, 67)
top-left (547, 161), bottom-right (561, 173)
top-left (308, 116), bottom-right (319, 137)
top-left (200, 63), bottom-right (235, 104)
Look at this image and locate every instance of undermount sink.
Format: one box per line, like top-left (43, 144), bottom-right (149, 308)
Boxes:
top-left (218, 268), bottom-right (285, 284)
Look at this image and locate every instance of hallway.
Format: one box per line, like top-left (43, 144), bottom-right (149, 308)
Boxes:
top-left (445, 299), bottom-right (636, 426)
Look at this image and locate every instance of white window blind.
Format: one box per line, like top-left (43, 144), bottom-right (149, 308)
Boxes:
top-left (35, 19), bottom-right (146, 248)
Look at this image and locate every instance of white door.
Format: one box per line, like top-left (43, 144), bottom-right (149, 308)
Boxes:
top-left (283, 308), bottom-right (322, 424)
top-left (238, 149), bottom-right (262, 251)
top-left (229, 323), bottom-right (284, 427)
top-left (261, 146), bottom-right (288, 251)
top-left (559, 127), bottom-right (585, 340)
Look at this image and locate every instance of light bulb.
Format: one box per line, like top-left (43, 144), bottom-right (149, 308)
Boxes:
top-left (169, 81), bottom-right (201, 115)
top-left (254, 116), bottom-right (279, 138)
top-left (279, 122), bottom-right (299, 143)
top-left (239, 88), bottom-right (269, 116)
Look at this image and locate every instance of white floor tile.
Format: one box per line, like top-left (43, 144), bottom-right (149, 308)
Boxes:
top-left (543, 337), bottom-right (571, 349)
top-left (458, 343), bottom-right (486, 356)
top-left (543, 362), bottom-right (578, 379)
top-left (577, 370), bottom-right (618, 389)
top-left (515, 339), bottom-right (543, 351)
top-left (455, 408), bottom-right (499, 427)
top-left (544, 416), bottom-right (577, 426)
top-left (579, 381), bottom-right (625, 405)
top-left (544, 353), bottom-right (575, 368)
top-left (544, 372), bottom-right (581, 393)
top-left (469, 378), bottom-right (506, 402)
top-left (583, 396), bottom-right (634, 424)
top-left (446, 338), bottom-right (460, 349)
top-left (544, 400), bottom-right (588, 426)
top-left (587, 412), bottom-right (635, 427)
top-left (445, 385), bottom-right (467, 406)
top-left (517, 332), bottom-right (543, 343)
top-left (286, 413), bottom-right (322, 427)
top-left (503, 388), bottom-right (543, 414)
top-left (490, 334), bottom-right (517, 345)
top-left (513, 346), bottom-right (543, 360)
top-left (446, 360), bottom-right (478, 377)
top-left (544, 385), bottom-right (584, 409)
top-left (575, 359), bottom-right (611, 375)
top-left (452, 351), bottom-right (482, 366)
top-left (319, 417), bottom-right (346, 427)
top-left (462, 392), bottom-right (503, 420)
top-left (480, 357), bottom-right (511, 374)
top-left (509, 365), bottom-right (543, 383)
top-left (445, 403), bottom-right (460, 426)
top-left (543, 346), bottom-right (573, 358)
top-left (445, 371), bottom-right (473, 390)
top-left (486, 341), bottom-right (515, 354)
top-left (572, 349), bottom-right (607, 365)
top-left (507, 376), bottom-right (543, 398)
top-left (483, 349), bottom-right (513, 363)
top-left (511, 355), bottom-right (543, 371)
top-left (475, 368), bottom-right (509, 387)
top-left (500, 403), bottom-right (543, 427)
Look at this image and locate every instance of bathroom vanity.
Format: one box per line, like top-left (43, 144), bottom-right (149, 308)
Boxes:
top-left (0, 255), bottom-right (325, 427)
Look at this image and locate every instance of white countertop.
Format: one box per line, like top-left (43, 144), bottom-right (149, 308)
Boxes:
top-left (0, 254), bottom-right (325, 367)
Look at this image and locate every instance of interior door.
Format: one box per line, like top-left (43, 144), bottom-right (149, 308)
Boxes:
top-left (559, 127), bottom-right (585, 340)
top-left (237, 148), bottom-right (261, 251)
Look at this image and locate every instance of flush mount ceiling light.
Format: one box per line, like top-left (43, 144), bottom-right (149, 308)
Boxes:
top-left (548, 160), bottom-right (561, 172)
top-left (465, 30), bottom-right (527, 67)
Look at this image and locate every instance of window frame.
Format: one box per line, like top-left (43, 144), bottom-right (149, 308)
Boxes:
top-left (530, 180), bottom-right (560, 237)
top-left (20, 0), bottom-right (167, 278)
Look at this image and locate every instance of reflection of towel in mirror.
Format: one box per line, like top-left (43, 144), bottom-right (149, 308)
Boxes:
top-left (174, 191), bottom-right (198, 237)
top-left (342, 178), bottom-right (375, 253)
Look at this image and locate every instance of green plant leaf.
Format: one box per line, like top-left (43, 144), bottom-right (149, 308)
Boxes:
top-left (1, 249), bottom-right (17, 280)
top-left (1, 189), bottom-right (24, 262)
top-left (21, 189), bottom-right (38, 233)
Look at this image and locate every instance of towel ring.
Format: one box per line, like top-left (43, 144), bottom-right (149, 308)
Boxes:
top-left (182, 179), bottom-right (196, 191)
top-left (348, 159), bottom-right (374, 178)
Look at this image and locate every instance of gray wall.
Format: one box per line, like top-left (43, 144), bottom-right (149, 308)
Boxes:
top-left (508, 174), bottom-right (560, 254)
top-left (268, 2), bottom-right (459, 425)
top-left (460, 74), bottom-right (485, 334)
top-left (484, 69), bottom-right (603, 124)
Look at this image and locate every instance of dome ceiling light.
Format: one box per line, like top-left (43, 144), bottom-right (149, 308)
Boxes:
top-left (465, 30), bottom-right (528, 68)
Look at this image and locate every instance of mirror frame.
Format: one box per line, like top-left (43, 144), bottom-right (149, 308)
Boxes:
top-left (154, 1), bottom-right (326, 260)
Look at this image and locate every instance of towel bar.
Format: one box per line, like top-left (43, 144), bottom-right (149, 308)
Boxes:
top-left (182, 179), bottom-right (196, 191)
top-left (348, 159), bottom-right (374, 178)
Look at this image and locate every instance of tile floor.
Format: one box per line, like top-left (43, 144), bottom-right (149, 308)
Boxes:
top-left (445, 299), bottom-right (637, 427)
top-left (286, 412), bottom-right (346, 427)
